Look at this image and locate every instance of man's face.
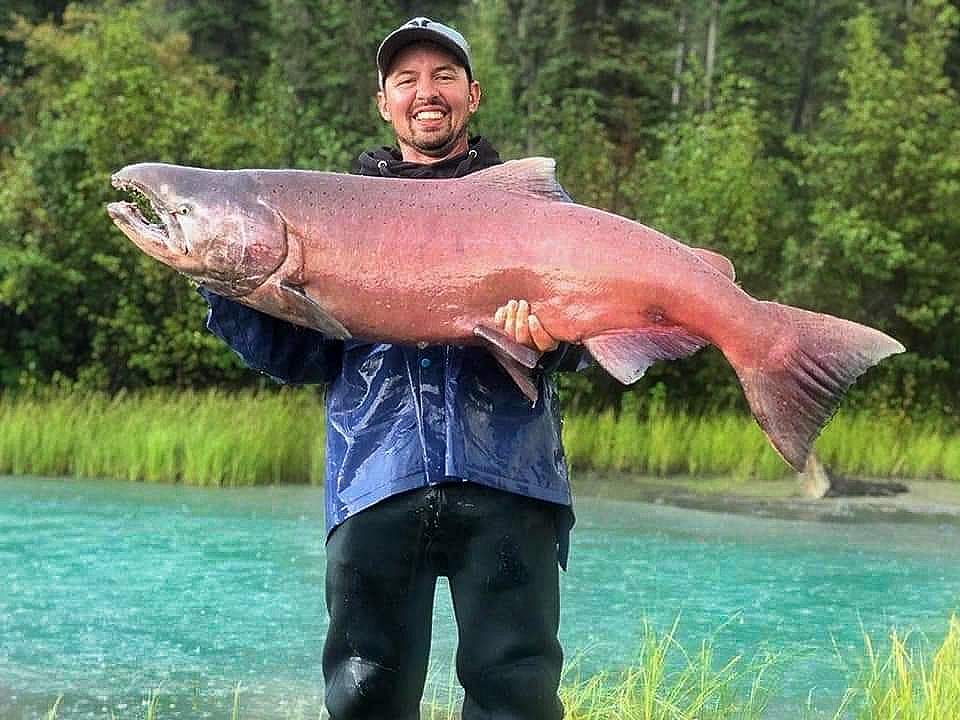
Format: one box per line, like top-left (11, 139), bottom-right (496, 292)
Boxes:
top-left (377, 42), bottom-right (481, 164)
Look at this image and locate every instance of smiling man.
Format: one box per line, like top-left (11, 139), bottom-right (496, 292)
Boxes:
top-left (199, 16), bottom-right (580, 720)
top-left (376, 40), bottom-right (480, 162)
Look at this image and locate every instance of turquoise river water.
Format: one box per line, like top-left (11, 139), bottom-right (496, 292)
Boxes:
top-left (1, 475), bottom-right (958, 719)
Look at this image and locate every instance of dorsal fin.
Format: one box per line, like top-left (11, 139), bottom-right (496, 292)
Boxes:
top-left (461, 157), bottom-right (567, 200)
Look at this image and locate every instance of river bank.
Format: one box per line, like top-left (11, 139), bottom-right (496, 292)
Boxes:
top-left (573, 471), bottom-right (960, 522)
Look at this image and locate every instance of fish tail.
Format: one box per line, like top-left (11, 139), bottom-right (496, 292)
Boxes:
top-left (731, 302), bottom-right (904, 471)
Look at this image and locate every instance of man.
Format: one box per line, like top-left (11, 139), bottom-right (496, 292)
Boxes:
top-left (201, 17), bottom-right (580, 720)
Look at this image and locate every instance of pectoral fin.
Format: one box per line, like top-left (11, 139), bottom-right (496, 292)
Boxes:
top-left (278, 280), bottom-right (351, 339)
top-left (584, 327), bottom-right (708, 384)
top-left (490, 349), bottom-right (540, 403)
top-left (473, 325), bottom-right (541, 368)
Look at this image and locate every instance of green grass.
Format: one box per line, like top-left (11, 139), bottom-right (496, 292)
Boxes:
top-left (2, 388), bottom-right (959, 485)
top-left (0, 388), bottom-right (325, 486)
top-left (814, 412), bottom-right (960, 483)
top-left (852, 614), bottom-right (960, 720)
top-left (562, 408), bottom-right (789, 481)
top-left (563, 406), bottom-right (960, 483)
top-left (41, 615), bottom-right (960, 719)
top-left (559, 617), bottom-right (775, 720)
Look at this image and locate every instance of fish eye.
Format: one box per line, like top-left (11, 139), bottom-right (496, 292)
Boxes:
top-left (178, 204), bottom-right (190, 215)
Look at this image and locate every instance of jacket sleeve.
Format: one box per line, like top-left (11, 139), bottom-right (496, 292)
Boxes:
top-left (198, 287), bottom-right (342, 384)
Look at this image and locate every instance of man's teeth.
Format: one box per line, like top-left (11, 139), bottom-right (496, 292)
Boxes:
top-left (415, 111), bottom-right (444, 120)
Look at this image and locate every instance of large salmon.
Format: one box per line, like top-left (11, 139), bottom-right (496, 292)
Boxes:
top-left (106, 158), bottom-right (904, 471)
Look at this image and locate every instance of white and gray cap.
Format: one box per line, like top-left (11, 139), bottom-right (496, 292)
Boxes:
top-left (377, 17), bottom-right (473, 89)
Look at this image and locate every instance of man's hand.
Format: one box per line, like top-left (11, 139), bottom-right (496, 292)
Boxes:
top-left (493, 299), bottom-right (559, 352)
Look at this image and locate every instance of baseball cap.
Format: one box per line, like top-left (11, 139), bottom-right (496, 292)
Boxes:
top-left (377, 17), bottom-right (473, 89)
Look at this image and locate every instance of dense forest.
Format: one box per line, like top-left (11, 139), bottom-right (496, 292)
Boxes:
top-left (1, 0), bottom-right (958, 418)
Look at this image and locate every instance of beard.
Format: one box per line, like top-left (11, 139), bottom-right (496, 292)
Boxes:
top-left (399, 115), bottom-right (468, 159)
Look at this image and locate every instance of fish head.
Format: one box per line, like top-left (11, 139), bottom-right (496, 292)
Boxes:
top-left (107, 163), bottom-right (287, 297)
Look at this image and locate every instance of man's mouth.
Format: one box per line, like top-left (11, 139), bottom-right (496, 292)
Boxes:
top-left (412, 109), bottom-right (447, 122)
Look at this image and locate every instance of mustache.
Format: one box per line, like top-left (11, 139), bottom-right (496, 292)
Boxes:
top-left (410, 97), bottom-right (450, 113)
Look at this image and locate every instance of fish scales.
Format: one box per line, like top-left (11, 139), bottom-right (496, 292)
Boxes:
top-left (253, 173), bottom-right (712, 345)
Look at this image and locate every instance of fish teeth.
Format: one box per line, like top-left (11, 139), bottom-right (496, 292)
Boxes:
top-left (114, 182), bottom-right (167, 233)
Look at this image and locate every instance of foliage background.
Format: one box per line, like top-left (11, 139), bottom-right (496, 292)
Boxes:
top-left (1, 0), bottom-right (958, 419)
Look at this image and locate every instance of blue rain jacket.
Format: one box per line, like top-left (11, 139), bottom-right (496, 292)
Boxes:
top-left (199, 138), bottom-right (581, 565)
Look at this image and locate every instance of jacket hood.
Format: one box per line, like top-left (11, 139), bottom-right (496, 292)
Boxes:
top-left (354, 136), bottom-right (502, 179)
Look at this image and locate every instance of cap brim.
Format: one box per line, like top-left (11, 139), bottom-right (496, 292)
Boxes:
top-left (377, 28), bottom-right (471, 83)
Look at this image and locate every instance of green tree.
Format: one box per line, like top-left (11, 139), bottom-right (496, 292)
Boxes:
top-left (1, 1), bottom-right (75, 151)
top-left (643, 77), bottom-right (788, 296)
top-left (718, 0), bottom-right (855, 139)
top-left (250, 0), bottom-right (398, 171)
top-left (629, 75), bottom-right (791, 410)
top-left (165, 0), bottom-right (272, 98)
top-left (787, 0), bottom-right (960, 412)
top-left (1, 1), bottom-right (72, 71)
top-left (0, 1), bottom-right (259, 389)
top-left (465, 0), bottom-right (669, 213)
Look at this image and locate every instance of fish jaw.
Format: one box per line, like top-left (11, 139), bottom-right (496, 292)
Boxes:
top-left (107, 168), bottom-right (204, 275)
top-left (106, 197), bottom-right (204, 274)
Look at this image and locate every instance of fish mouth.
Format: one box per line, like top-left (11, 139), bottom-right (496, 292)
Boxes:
top-left (107, 176), bottom-right (186, 253)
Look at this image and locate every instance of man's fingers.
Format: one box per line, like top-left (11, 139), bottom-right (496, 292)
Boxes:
top-left (529, 314), bottom-right (559, 352)
top-left (515, 300), bottom-right (532, 346)
top-left (503, 299), bottom-right (518, 337)
top-left (494, 300), bottom-right (557, 352)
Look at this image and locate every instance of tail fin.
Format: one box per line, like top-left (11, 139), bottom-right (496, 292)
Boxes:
top-left (732, 302), bottom-right (904, 471)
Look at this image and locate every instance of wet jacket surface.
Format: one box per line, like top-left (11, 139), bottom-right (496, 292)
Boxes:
top-left (199, 137), bottom-right (578, 563)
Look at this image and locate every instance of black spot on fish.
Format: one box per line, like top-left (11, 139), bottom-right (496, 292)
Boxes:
top-left (646, 306), bottom-right (668, 324)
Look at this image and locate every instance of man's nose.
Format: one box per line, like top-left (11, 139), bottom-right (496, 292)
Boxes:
top-left (415, 77), bottom-right (440, 100)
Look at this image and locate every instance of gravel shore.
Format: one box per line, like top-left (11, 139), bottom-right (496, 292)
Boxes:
top-left (574, 472), bottom-right (960, 523)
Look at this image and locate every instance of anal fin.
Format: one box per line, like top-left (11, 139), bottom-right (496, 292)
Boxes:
top-left (584, 327), bottom-right (708, 384)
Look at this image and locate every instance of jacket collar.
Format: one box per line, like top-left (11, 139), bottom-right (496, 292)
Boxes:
top-left (354, 136), bottom-right (501, 179)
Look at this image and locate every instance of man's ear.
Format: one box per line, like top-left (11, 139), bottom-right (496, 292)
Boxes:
top-left (468, 81), bottom-right (481, 113)
top-left (377, 91), bottom-right (391, 122)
